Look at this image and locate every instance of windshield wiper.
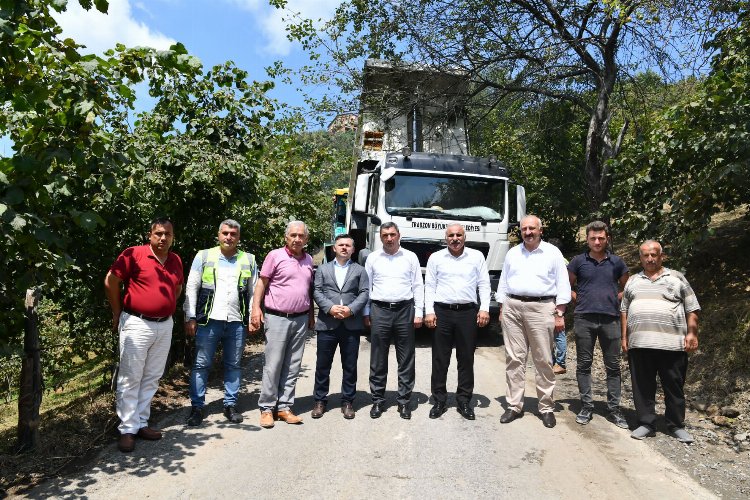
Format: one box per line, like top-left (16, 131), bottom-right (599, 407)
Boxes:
top-left (454, 214), bottom-right (489, 222)
top-left (388, 208), bottom-right (444, 219)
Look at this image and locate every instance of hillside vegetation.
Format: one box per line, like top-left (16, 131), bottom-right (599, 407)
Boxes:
top-left (613, 207), bottom-right (750, 426)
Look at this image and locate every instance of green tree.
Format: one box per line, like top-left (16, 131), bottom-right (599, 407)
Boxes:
top-left (273, 0), bottom-right (734, 216)
top-left (0, 0), bottom-right (339, 383)
top-left (473, 99), bottom-right (588, 248)
top-left (608, 4), bottom-right (750, 261)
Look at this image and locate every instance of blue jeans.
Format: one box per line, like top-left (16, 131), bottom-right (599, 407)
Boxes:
top-left (190, 319), bottom-right (246, 408)
top-left (553, 329), bottom-right (567, 368)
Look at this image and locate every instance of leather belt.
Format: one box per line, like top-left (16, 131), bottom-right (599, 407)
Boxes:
top-left (265, 308), bottom-right (309, 318)
top-left (507, 294), bottom-right (555, 302)
top-left (371, 299), bottom-right (413, 310)
top-left (124, 309), bottom-right (171, 323)
top-left (434, 302), bottom-right (476, 311)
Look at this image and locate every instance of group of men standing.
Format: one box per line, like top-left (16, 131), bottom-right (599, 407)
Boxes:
top-left (104, 215), bottom-right (701, 453)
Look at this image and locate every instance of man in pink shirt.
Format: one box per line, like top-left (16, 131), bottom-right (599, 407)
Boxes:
top-left (250, 221), bottom-right (315, 428)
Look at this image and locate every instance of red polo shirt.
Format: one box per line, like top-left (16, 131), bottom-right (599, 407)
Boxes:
top-left (109, 244), bottom-right (184, 318)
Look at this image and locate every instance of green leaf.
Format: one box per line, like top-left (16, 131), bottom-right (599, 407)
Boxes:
top-left (3, 187), bottom-right (24, 205)
top-left (74, 211), bottom-right (104, 231)
top-left (94, 0), bottom-right (109, 14)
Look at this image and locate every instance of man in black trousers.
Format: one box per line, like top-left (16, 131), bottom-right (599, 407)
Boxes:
top-left (424, 223), bottom-right (491, 420)
top-left (311, 234), bottom-right (369, 419)
top-left (364, 222), bottom-right (424, 419)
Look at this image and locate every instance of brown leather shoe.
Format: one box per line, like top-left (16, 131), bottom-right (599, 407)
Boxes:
top-left (341, 402), bottom-right (355, 419)
top-left (137, 427), bottom-right (162, 440)
top-left (260, 410), bottom-right (275, 428)
top-left (553, 364), bottom-right (567, 375)
top-left (311, 401), bottom-right (326, 419)
top-left (275, 409), bottom-right (303, 424)
top-left (118, 433), bottom-right (136, 452)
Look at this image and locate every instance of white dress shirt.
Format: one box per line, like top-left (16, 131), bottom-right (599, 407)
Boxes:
top-left (497, 240), bottom-right (571, 305)
top-left (364, 247), bottom-right (424, 317)
top-left (424, 247), bottom-right (491, 314)
top-left (184, 251), bottom-right (244, 322)
top-left (333, 259), bottom-right (351, 302)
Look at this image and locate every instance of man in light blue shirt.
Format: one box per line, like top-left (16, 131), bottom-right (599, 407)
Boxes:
top-left (183, 219), bottom-right (257, 426)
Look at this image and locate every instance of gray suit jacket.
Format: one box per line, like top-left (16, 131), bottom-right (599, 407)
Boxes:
top-left (313, 260), bottom-right (369, 331)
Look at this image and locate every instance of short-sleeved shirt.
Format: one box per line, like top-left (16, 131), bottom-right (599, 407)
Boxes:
top-left (109, 245), bottom-right (184, 318)
top-left (620, 268), bottom-right (701, 351)
top-left (568, 252), bottom-right (628, 317)
top-left (260, 246), bottom-right (314, 314)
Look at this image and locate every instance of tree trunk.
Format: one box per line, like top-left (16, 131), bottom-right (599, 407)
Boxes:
top-left (18, 287), bottom-right (43, 452)
top-left (584, 59), bottom-right (618, 214)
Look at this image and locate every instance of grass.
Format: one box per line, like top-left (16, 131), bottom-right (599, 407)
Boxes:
top-left (0, 354), bottom-right (111, 434)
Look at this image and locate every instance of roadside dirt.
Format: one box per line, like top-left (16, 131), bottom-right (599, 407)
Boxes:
top-left (555, 340), bottom-right (749, 499)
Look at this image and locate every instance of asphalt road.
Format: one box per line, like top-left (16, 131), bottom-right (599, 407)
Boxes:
top-left (31, 329), bottom-right (715, 499)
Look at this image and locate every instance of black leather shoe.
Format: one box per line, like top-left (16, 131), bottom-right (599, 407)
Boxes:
top-left (397, 403), bottom-right (412, 420)
top-left (500, 408), bottom-right (523, 424)
top-left (370, 403), bottom-right (384, 419)
top-left (457, 402), bottom-right (475, 420)
top-left (187, 406), bottom-right (203, 426)
top-left (429, 402), bottom-right (447, 419)
top-left (224, 405), bottom-right (244, 424)
top-left (542, 412), bottom-right (556, 428)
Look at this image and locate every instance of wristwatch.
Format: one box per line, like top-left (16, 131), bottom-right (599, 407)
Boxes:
top-left (553, 310), bottom-right (564, 317)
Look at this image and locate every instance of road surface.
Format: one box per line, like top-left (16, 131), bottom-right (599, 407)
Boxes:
top-left (30, 330), bottom-right (714, 499)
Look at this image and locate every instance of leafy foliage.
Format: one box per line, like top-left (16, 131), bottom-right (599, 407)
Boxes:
top-left (275, 0), bottom-right (733, 215)
top-left (472, 99), bottom-right (588, 249)
top-left (608, 4), bottom-right (750, 262)
top-left (0, 0), bottom-right (346, 397)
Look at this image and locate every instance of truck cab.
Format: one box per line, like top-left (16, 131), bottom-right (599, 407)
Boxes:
top-left (346, 60), bottom-right (526, 313)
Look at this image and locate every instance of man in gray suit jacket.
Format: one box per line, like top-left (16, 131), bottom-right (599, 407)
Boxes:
top-left (312, 234), bottom-right (369, 419)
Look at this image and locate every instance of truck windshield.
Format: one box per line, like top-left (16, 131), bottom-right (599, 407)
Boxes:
top-left (385, 173), bottom-right (504, 221)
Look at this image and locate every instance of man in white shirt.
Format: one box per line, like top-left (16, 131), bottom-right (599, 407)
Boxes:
top-left (497, 215), bottom-right (571, 428)
top-left (183, 219), bottom-right (258, 426)
top-left (424, 223), bottom-right (490, 420)
top-left (364, 222), bottom-right (424, 420)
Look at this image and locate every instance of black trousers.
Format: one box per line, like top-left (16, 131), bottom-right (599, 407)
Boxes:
top-left (369, 303), bottom-right (415, 405)
top-left (431, 305), bottom-right (478, 405)
top-left (628, 348), bottom-right (688, 431)
top-left (314, 325), bottom-right (361, 403)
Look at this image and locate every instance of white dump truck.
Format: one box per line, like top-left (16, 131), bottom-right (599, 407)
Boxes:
top-left (346, 59), bottom-right (526, 313)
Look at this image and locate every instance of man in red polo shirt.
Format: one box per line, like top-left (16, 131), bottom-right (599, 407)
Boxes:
top-left (104, 217), bottom-right (183, 453)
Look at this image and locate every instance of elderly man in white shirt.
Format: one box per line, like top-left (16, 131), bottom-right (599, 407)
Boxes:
top-left (364, 222), bottom-right (424, 420)
top-left (424, 223), bottom-right (490, 420)
top-left (497, 215), bottom-right (571, 428)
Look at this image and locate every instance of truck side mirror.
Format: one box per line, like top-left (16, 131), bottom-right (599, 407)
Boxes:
top-left (516, 185), bottom-right (526, 221)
